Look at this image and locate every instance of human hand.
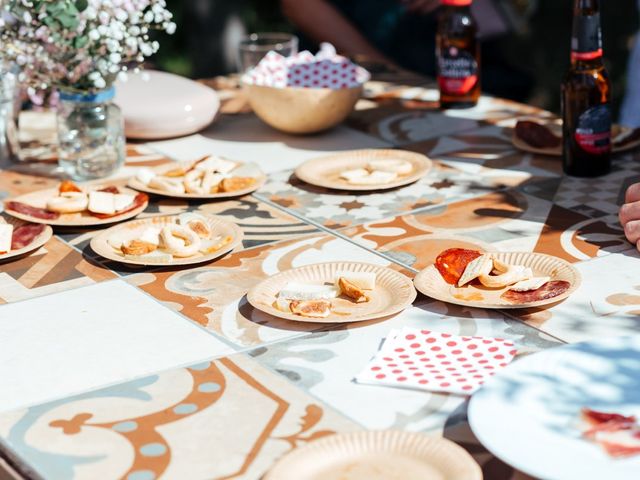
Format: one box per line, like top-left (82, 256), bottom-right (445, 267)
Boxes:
top-left (401, 0), bottom-right (440, 15)
top-left (619, 183), bottom-right (640, 248)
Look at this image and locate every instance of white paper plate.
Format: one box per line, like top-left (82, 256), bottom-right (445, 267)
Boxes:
top-left (469, 336), bottom-right (640, 480)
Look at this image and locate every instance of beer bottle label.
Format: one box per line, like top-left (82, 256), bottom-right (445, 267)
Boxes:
top-left (571, 13), bottom-right (603, 60)
top-left (574, 104), bottom-right (611, 155)
top-left (437, 46), bottom-right (478, 95)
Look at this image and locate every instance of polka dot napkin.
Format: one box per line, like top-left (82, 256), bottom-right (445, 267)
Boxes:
top-left (242, 42), bottom-right (370, 90)
top-left (355, 328), bottom-right (518, 396)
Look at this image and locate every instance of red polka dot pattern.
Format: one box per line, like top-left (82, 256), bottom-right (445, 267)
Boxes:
top-left (357, 328), bottom-right (518, 396)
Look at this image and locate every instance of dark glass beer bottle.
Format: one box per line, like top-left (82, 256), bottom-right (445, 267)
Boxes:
top-left (561, 0), bottom-right (611, 177)
top-left (436, 0), bottom-right (480, 109)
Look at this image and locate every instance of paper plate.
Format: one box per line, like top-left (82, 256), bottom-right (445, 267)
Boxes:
top-left (90, 213), bottom-right (243, 266)
top-left (512, 122), bottom-right (640, 156)
top-left (294, 149), bottom-right (432, 191)
top-left (247, 262), bottom-right (416, 323)
top-left (3, 186), bottom-right (148, 227)
top-left (469, 336), bottom-right (640, 480)
top-left (0, 218), bottom-right (52, 262)
top-left (127, 162), bottom-right (266, 199)
top-left (413, 251), bottom-right (580, 309)
top-left (264, 431), bottom-right (482, 480)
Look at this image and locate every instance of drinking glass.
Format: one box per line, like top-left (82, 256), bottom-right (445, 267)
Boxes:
top-left (237, 33), bottom-right (299, 73)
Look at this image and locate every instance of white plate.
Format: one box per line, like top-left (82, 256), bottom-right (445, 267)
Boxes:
top-left (469, 337), bottom-right (640, 480)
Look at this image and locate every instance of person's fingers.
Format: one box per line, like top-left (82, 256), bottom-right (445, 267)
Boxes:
top-left (623, 219), bottom-right (640, 244)
top-left (619, 200), bottom-right (640, 226)
top-left (625, 182), bottom-right (640, 203)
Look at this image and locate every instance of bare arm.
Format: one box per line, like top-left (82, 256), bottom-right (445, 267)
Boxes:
top-left (280, 0), bottom-right (394, 63)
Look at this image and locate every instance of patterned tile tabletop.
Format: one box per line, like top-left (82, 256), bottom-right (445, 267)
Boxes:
top-left (0, 77), bottom-right (638, 480)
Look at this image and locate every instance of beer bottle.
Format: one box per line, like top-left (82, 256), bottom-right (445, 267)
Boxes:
top-left (436, 0), bottom-right (480, 109)
top-left (561, 0), bottom-right (611, 177)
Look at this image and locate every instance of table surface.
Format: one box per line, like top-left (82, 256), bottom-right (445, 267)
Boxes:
top-left (0, 72), bottom-right (638, 480)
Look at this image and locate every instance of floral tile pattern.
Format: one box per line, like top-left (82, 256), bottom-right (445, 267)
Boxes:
top-left (125, 233), bottom-right (398, 349)
top-left (0, 354), bottom-right (358, 480)
top-left (0, 236), bottom-right (115, 305)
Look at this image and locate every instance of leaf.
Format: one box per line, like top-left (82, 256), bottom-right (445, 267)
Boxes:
top-left (75, 0), bottom-right (88, 12)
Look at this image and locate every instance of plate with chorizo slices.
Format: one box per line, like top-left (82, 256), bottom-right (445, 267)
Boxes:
top-left (3, 180), bottom-right (149, 227)
top-left (413, 248), bottom-right (580, 309)
top-left (90, 212), bottom-right (243, 266)
top-left (512, 119), bottom-right (640, 156)
top-left (469, 336), bottom-right (640, 480)
top-left (128, 155), bottom-right (266, 199)
top-left (0, 216), bottom-right (52, 262)
top-left (247, 262), bottom-right (416, 323)
top-left (295, 149), bottom-right (432, 191)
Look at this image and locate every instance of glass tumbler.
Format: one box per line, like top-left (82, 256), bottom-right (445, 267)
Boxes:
top-left (237, 33), bottom-right (299, 73)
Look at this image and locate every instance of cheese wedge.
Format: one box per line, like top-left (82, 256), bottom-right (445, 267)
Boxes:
top-left (340, 168), bottom-right (369, 182)
top-left (348, 170), bottom-right (398, 185)
top-left (510, 276), bottom-right (550, 292)
top-left (368, 159), bottom-right (413, 175)
top-left (88, 191), bottom-right (115, 215)
top-left (138, 227), bottom-right (161, 246)
top-left (334, 271), bottom-right (376, 290)
top-left (278, 282), bottom-right (341, 301)
top-left (124, 250), bottom-right (173, 263)
top-left (0, 223), bottom-right (14, 253)
top-left (136, 168), bottom-right (156, 185)
top-left (114, 194), bottom-right (135, 212)
top-left (457, 255), bottom-right (493, 287)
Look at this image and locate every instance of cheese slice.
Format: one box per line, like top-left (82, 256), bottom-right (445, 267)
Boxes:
top-left (368, 159), bottom-right (413, 175)
top-left (458, 255), bottom-right (493, 287)
top-left (138, 227), bottom-right (161, 246)
top-left (196, 156), bottom-right (237, 174)
top-left (0, 223), bottom-right (14, 253)
top-left (275, 297), bottom-right (292, 312)
top-left (278, 282), bottom-right (341, 301)
top-left (340, 168), bottom-right (369, 182)
top-left (136, 168), bottom-right (156, 185)
top-left (348, 170), bottom-right (398, 185)
top-left (510, 276), bottom-right (550, 292)
top-left (114, 194), bottom-right (135, 212)
top-left (124, 250), bottom-right (173, 263)
top-left (88, 191), bottom-right (115, 215)
top-left (334, 271), bottom-right (376, 290)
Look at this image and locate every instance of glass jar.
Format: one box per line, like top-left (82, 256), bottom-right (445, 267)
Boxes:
top-left (56, 87), bottom-right (125, 180)
top-left (0, 66), bottom-right (18, 164)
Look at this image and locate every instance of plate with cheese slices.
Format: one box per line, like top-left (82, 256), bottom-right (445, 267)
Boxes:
top-left (414, 248), bottom-right (580, 309)
top-left (90, 212), bottom-right (243, 266)
top-left (0, 216), bottom-right (52, 262)
top-left (247, 262), bottom-right (417, 323)
top-left (512, 119), bottom-right (640, 156)
top-left (295, 149), bottom-right (432, 191)
top-left (3, 180), bottom-right (148, 227)
top-left (128, 155), bottom-right (267, 199)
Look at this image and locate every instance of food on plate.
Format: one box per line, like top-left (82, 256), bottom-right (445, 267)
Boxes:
top-left (514, 120), bottom-right (562, 149)
top-left (134, 155), bottom-right (260, 195)
top-left (290, 299), bottom-right (332, 318)
top-left (107, 213), bottom-right (232, 263)
top-left (276, 272), bottom-right (377, 317)
top-left (0, 217), bottom-right (47, 254)
top-left (434, 248), bottom-right (570, 303)
top-left (579, 408), bottom-right (640, 458)
top-left (339, 159), bottom-right (413, 186)
top-left (5, 181), bottom-right (147, 221)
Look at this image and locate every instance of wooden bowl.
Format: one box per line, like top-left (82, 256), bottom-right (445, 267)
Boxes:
top-left (245, 84), bottom-right (363, 134)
